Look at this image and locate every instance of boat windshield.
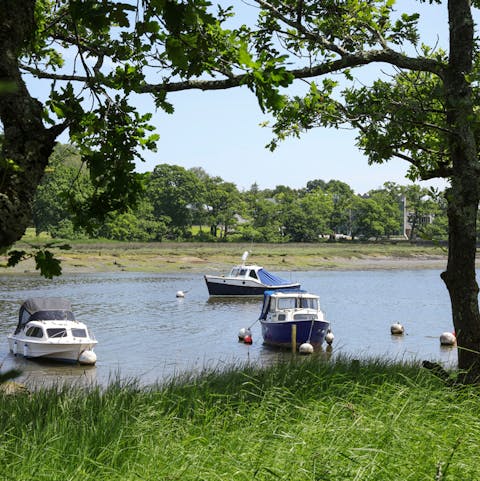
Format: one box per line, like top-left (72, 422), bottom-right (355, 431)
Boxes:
top-left (46, 328), bottom-right (67, 338)
top-left (229, 268), bottom-right (248, 277)
top-left (277, 297), bottom-right (318, 310)
top-left (25, 326), bottom-right (44, 338)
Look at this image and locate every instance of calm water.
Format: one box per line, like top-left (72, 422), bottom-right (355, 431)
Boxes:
top-left (0, 269), bottom-right (457, 387)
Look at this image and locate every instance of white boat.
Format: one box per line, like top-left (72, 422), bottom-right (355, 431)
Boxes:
top-left (7, 298), bottom-right (97, 365)
top-left (204, 251), bottom-right (300, 296)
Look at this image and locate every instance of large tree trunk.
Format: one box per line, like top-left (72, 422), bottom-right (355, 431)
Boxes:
top-left (440, 0), bottom-right (480, 382)
top-left (442, 185), bottom-right (480, 382)
top-left (0, 1), bottom-right (59, 250)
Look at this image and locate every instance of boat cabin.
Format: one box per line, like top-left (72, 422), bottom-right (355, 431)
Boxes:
top-left (228, 264), bottom-right (261, 280)
top-left (260, 290), bottom-right (320, 321)
top-left (22, 322), bottom-right (90, 340)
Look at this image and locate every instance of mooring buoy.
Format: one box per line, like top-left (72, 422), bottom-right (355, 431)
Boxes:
top-left (325, 329), bottom-right (334, 345)
top-left (390, 323), bottom-right (404, 335)
top-left (238, 327), bottom-right (251, 341)
top-left (299, 342), bottom-right (314, 354)
top-left (440, 331), bottom-right (456, 346)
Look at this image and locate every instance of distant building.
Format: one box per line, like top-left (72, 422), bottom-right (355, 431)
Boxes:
top-left (400, 195), bottom-right (435, 239)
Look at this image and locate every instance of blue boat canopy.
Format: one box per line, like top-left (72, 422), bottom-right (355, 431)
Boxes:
top-left (257, 269), bottom-right (294, 286)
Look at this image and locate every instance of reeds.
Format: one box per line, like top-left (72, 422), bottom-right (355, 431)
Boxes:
top-left (0, 356), bottom-right (478, 480)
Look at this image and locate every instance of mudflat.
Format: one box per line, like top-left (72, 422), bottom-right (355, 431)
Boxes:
top-left (1, 241), bottom-right (452, 274)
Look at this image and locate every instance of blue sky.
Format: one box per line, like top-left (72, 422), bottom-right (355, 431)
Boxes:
top-left (146, 86), bottom-right (418, 194)
top-left (135, 1), bottom-right (454, 194)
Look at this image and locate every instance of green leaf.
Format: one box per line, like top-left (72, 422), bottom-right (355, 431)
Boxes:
top-left (7, 250), bottom-right (26, 267)
top-left (34, 250), bottom-right (62, 279)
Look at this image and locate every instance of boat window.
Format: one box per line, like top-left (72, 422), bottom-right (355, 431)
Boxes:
top-left (230, 268), bottom-right (239, 276)
top-left (278, 314), bottom-right (286, 321)
top-left (278, 298), bottom-right (296, 309)
top-left (46, 328), bottom-right (67, 338)
top-left (239, 269), bottom-right (248, 276)
top-left (25, 326), bottom-right (44, 338)
top-left (299, 298), bottom-right (318, 309)
top-left (71, 328), bottom-right (87, 338)
top-left (249, 270), bottom-right (258, 279)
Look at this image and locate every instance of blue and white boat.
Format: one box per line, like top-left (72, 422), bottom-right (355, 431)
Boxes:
top-left (204, 252), bottom-right (300, 296)
top-left (259, 289), bottom-right (330, 349)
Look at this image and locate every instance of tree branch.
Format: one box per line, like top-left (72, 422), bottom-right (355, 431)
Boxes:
top-left (390, 150), bottom-right (453, 179)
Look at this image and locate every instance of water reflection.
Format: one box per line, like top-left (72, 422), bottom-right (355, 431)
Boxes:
top-left (0, 269), bottom-right (458, 388)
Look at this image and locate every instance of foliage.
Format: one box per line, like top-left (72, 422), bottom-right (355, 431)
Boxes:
top-left (146, 164), bottom-right (204, 240)
top-left (5, 242), bottom-right (71, 278)
top-left (30, 153), bottom-right (448, 245)
top-left (32, 144), bottom-right (91, 238)
top-left (202, 175), bottom-right (242, 239)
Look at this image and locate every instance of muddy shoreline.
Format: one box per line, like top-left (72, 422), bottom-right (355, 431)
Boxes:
top-left (1, 242), bottom-right (453, 275)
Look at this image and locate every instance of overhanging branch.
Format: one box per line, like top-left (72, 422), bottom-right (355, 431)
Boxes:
top-left (22, 45), bottom-right (446, 96)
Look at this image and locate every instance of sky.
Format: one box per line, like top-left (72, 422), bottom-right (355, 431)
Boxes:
top-left (133, 1), bottom-right (453, 195)
top-left (26, 1), bottom-right (465, 195)
top-left (146, 86), bottom-right (421, 194)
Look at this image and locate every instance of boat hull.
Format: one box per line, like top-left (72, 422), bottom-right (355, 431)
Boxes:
top-left (7, 336), bottom-right (97, 364)
top-left (260, 319), bottom-right (330, 348)
top-left (204, 275), bottom-right (300, 296)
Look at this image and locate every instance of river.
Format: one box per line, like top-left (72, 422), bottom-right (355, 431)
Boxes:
top-left (0, 269), bottom-right (457, 387)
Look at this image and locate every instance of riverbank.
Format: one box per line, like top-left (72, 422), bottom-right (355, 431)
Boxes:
top-left (1, 356), bottom-right (477, 480)
top-left (2, 240), bottom-right (451, 274)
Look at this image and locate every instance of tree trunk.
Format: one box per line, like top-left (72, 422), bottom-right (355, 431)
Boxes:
top-left (0, 1), bottom-right (59, 250)
top-left (440, 0), bottom-right (480, 382)
top-left (442, 188), bottom-right (480, 382)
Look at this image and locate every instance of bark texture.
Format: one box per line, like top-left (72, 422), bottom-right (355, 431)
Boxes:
top-left (440, 0), bottom-right (480, 382)
top-left (0, 1), bottom-right (58, 250)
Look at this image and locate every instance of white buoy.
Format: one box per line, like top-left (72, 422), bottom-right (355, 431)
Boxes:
top-left (390, 323), bottom-right (404, 335)
top-left (299, 342), bottom-right (314, 354)
top-left (325, 329), bottom-right (334, 345)
top-left (176, 290), bottom-right (185, 298)
top-left (440, 332), bottom-right (456, 346)
top-left (238, 327), bottom-right (251, 341)
top-left (78, 350), bottom-right (97, 365)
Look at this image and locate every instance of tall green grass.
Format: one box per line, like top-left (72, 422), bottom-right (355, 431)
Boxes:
top-left (0, 357), bottom-right (477, 480)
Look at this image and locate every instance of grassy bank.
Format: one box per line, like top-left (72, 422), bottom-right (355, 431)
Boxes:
top-left (0, 357), bottom-right (477, 480)
top-left (4, 235), bottom-right (449, 273)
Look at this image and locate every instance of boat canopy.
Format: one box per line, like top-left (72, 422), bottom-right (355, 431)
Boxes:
top-left (15, 298), bottom-right (75, 334)
top-left (257, 269), bottom-right (294, 286)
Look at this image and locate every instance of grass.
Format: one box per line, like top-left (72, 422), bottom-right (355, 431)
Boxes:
top-left (0, 356), bottom-right (478, 480)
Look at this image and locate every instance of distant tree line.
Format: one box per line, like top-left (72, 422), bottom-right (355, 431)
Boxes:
top-left (32, 145), bottom-right (450, 243)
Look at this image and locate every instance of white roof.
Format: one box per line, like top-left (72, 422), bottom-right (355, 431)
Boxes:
top-left (269, 291), bottom-right (319, 299)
